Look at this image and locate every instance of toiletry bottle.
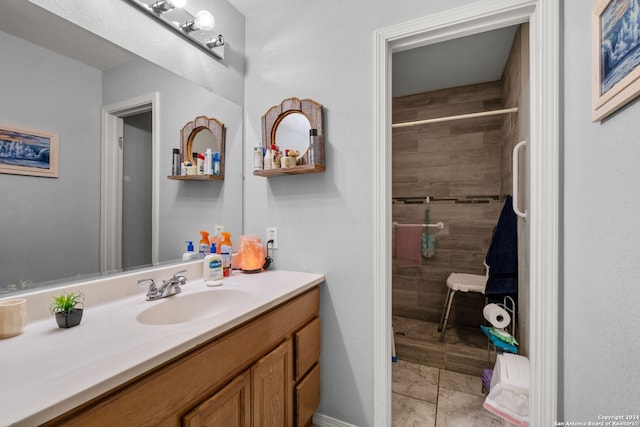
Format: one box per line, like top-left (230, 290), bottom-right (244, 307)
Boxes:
top-left (220, 231), bottom-right (233, 277)
top-left (264, 146), bottom-right (272, 169)
top-left (199, 231), bottom-right (210, 258)
top-left (181, 161), bottom-right (191, 176)
top-left (205, 148), bottom-right (213, 175)
top-left (182, 241), bottom-right (197, 260)
top-left (271, 149), bottom-right (281, 169)
top-left (254, 145), bottom-right (264, 170)
top-left (203, 243), bottom-right (223, 283)
top-left (197, 153), bottom-right (205, 174)
top-left (209, 232), bottom-right (223, 254)
top-left (213, 152), bottom-right (221, 176)
top-left (172, 148), bottom-right (181, 176)
top-left (309, 129), bottom-right (324, 165)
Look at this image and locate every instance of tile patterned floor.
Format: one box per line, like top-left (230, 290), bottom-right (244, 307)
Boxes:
top-left (392, 316), bottom-right (504, 426)
top-left (392, 360), bottom-right (504, 427)
top-left (392, 315), bottom-right (495, 376)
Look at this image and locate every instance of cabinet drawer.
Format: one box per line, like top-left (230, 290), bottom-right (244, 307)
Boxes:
top-left (295, 363), bottom-right (320, 427)
top-left (294, 316), bottom-right (320, 380)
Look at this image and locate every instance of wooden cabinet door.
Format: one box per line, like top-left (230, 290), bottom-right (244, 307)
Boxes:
top-left (251, 340), bottom-right (294, 427)
top-left (183, 371), bottom-right (251, 427)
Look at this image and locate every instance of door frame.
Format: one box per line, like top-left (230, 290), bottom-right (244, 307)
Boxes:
top-left (101, 92), bottom-right (160, 273)
top-left (373, 1), bottom-right (559, 425)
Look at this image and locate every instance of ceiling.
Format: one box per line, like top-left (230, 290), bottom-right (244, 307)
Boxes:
top-left (226, 0), bottom-right (285, 17)
top-left (0, 0), bottom-right (135, 70)
top-left (392, 25), bottom-right (519, 97)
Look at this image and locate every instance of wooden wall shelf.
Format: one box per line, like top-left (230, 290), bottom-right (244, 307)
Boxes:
top-left (253, 164), bottom-right (325, 177)
top-left (167, 175), bottom-right (224, 181)
top-left (257, 97), bottom-right (325, 178)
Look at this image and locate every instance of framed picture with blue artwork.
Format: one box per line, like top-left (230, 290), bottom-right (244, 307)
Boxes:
top-left (593, 0), bottom-right (640, 121)
top-left (0, 124), bottom-right (59, 178)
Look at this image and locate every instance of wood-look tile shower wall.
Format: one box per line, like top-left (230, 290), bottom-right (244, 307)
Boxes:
top-left (392, 26), bottom-right (525, 328)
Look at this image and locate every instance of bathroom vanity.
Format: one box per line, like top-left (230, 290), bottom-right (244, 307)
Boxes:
top-left (0, 267), bottom-right (323, 427)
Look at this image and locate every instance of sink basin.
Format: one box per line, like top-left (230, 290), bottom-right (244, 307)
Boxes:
top-left (136, 288), bottom-right (248, 326)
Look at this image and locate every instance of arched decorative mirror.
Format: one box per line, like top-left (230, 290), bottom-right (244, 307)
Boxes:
top-left (190, 128), bottom-right (215, 162)
top-left (256, 97), bottom-right (325, 177)
top-left (174, 116), bottom-right (226, 180)
top-left (274, 112), bottom-right (311, 160)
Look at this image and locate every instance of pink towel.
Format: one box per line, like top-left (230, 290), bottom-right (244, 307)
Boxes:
top-left (394, 225), bottom-right (422, 267)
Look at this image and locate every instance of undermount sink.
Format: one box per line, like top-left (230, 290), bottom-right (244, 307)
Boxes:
top-left (136, 288), bottom-right (248, 326)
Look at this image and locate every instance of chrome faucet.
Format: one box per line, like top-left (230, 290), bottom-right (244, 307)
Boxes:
top-left (137, 270), bottom-right (187, 301)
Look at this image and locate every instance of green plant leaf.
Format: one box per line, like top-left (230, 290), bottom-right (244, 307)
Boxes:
top-left (49, 292), bottom-right (85, 315)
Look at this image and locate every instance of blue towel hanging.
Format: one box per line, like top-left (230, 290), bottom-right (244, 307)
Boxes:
top-left (484, 195), bottom-right (518, 297)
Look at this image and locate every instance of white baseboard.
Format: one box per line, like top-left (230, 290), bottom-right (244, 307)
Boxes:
top-left (313, 412), bottom-right (360, 427)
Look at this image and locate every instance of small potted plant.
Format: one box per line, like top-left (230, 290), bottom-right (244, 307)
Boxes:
top-left (49, 291), bottom-right (85, 328)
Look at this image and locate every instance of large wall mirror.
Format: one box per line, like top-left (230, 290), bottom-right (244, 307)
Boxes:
top-left (0, 2), bottom-right (243, 294)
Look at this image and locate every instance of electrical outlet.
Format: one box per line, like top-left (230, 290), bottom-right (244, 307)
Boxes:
top-left (266, 227), bottom-right (278, 249)
top-left (214, 225), bottom-right (224, 234)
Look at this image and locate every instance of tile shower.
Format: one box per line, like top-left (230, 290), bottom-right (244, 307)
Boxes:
top-left (391, 24), bottom-right (528, 426)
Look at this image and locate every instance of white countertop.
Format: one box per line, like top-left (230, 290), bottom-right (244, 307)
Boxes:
top-left (0, 269), bottom-right (324, 427)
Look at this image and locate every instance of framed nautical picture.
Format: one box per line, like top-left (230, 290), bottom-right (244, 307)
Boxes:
top-left (0, 124), bottom-right (59, 178)
top-left (593, 0), bottom-right (640, 121)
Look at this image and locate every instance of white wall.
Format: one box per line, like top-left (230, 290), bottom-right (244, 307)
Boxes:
top-left (102, 58), bottom-right (244, 263)
top-left (242, 1), bottom-right (473, 424)
top-left (562, 1), bottom-right (640, 421)
top-left (0, 30), bottom-right (102, 287)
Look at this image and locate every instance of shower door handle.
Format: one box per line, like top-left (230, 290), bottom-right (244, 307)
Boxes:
top-left (512, 140), bottom-right (527, 219)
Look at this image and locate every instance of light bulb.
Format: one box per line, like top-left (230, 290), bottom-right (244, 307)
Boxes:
top-left (194, 10), bottom-right (214, 31)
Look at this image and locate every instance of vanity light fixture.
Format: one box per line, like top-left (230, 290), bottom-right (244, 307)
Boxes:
top-left (181, 10), bottom-right (215, 33)
top-left (150, 0), bottom-right (186, 13)
top-left (125, 0), bottom-right (225, 60)
top-left (205, 35), bottom-right (225, 49)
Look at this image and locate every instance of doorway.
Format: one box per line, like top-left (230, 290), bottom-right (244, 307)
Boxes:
top-left (373, 1), bottom-right (559, 426)
top-left (122, 111), bottom-right (153, 270)
top-left (390, 23), bottom-right (527, 425)
top-left (100, 93), bottom-right (160, 273)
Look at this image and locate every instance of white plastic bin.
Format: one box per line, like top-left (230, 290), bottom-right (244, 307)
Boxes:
top-left (483, 353), bottom-right (529, 426)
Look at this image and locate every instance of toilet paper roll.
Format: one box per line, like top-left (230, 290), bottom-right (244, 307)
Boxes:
top-left (483, 303), bottom-right (511, 329)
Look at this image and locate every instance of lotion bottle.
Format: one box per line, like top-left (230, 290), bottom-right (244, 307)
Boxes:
top-left (264, 146), bottom-right (272, 169)
top-left (203, 243), bottom-right (223, 285)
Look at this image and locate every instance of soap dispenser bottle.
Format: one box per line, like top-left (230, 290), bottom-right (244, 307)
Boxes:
top-left (182, 241), bottom-right (197, 260)
top-left (203, 243), bottom-right (223, 285)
